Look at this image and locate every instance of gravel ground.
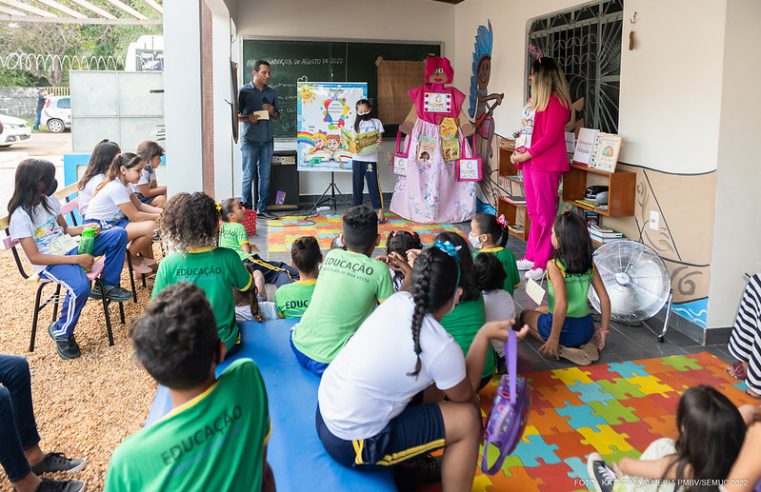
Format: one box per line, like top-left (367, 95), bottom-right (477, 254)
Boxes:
top-left (0, 248), bottom-right (158, 490)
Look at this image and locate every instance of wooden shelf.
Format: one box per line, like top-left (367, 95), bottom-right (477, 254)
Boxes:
top-left (562, 164), bottom-right (636, 217)
top-left (498, 196), bottom-right (530, 241)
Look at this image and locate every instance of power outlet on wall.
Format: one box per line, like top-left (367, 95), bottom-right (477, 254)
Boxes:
top-left (649, 210), bottom-right (660, 230)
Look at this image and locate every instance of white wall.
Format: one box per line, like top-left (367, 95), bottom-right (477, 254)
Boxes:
top-left (454, 0), bottom-right (727, 175)
top-left (164, 0), bottom-right (203, 194)
top-left (707, 0), bottom-right (761, 328)
top-left (233, 0), bottom-right (455, 197)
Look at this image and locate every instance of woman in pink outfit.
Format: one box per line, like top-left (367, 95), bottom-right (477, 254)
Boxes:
top-left (390, 57), bottom-right (477, 224)
top-left (511, 57), bottom-right (571, 281)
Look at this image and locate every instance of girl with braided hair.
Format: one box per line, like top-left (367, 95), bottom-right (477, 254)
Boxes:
top-left (317, 242), bottom-right (521, 491)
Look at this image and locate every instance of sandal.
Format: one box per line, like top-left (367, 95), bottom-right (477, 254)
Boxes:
top-left (727, 361), bottom-right (748, 380)
top-left (581, 340), bottom-right (600, 362)
top-left (558, 346), bottom-right (592, 366)
top-left (746, 387), bottom-right (761, 400)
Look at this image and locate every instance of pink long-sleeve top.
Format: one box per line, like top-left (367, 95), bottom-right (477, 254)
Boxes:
top-left (526, 94), bottom-right (570, 173)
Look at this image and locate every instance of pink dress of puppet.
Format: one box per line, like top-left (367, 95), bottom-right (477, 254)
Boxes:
top-left (390, 57), bottom-right (477, 224)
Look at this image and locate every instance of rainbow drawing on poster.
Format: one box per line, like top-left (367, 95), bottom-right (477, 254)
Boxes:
top-left (297, 82), bottom-right (366, 172)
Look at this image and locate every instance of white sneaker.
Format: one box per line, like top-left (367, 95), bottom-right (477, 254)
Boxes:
top-left (516, 259), bottom-right (534, 270)
top-left (525, 267), bottom-right (545, 281)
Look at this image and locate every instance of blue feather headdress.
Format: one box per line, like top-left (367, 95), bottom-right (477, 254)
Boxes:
top-left (469, 20), bottom-right (494, 118)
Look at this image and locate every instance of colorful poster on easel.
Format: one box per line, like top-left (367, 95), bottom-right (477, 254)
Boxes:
top-left (296, 81), bottom-right (367, 172)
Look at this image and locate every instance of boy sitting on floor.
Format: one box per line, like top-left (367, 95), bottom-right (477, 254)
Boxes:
top-left (275, 236), bottom-right (322, 319)
top-left (290, 206), bottom-right (395, 376)
top-left (104, 283), bottom-right (275, 492)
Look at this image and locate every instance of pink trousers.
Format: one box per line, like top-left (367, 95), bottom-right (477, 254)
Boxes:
top-left (522, 164), bottom-right (562, 270)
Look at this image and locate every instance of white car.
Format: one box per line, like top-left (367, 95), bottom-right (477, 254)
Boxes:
top-left (0, 114), bottom-right (32, 147)
top-left (40, 96), bottom-right (71, 133)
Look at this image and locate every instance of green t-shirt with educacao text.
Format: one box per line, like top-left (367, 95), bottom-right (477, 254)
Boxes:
top-left (475, 246), bottom-right (522, 295)
top-left (440, 294), bottom-right (497, 379)
top-left (291, 249), bottom-right (394, 363)
top-left (104, 359), bottom-right (271, 492)
top-left (219, 222), bottom-right (251, 261)
top-left (152, 247), bottom-right (252, 350)
top-left (274, 279), bottom-right (316, 318)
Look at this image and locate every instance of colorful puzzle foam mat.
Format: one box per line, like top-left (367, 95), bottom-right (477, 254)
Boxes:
top-left (266, 213), bottom-right (464, 253)
top-left (420, 352), bottom-right (755, 492)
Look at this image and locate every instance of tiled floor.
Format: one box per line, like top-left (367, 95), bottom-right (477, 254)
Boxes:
top-left (252, 205), bottom-right (735, 372)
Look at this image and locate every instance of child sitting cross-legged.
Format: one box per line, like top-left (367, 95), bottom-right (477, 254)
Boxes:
top-left (290, 205), bottom-right (396, 376)
top-left (317, 243), bottom-right (521, 491)
top-left (8, 159), bottom-right (132, 360)
top-left (104, 282), bottom-right (275, 492)
top-left (219, 197), bottom-right (299, 287)
top-left (519, 212), bottom-right (611, 366)
top-left (274, 236), bottom-right (322, 319)
top-left (153, 192), bottom-right (253, 354)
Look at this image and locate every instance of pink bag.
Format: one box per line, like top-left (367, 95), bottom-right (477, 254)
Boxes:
top-left (392, 130), bottom-right (411, 176)
top-left (481, 329), bottom-right (530, 474)
top-left (455, 134), bottom-right (482, 182)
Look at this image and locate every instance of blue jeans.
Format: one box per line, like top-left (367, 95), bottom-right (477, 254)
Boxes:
top-left (241, 139), bottom-right (274, 212)
top-left (0, 355), bottom-right (40, 482)
top-left (33, 110), bottom-right (42, 130)
top-left (41, 227), bottom-right (128, 339)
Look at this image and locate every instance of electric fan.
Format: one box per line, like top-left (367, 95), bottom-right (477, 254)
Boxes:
top-left (588, 240), bottom-right (673, 342)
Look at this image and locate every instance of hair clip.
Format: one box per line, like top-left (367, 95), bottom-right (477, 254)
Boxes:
top-left (215, 203), bottom-right (222, 214)
top-left (433, 240), bottom-right (461, 260)
top-left (496, 214), bottom-right (508, 230)
top-left (529, 44), bottom-right (543, 63)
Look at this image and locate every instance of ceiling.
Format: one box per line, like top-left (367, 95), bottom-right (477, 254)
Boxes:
top-left (0, 0), bottom-right (162, 25)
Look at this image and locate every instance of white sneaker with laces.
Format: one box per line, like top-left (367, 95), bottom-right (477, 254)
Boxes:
top-left (516, 258), bottom-right (534, 270)
top-left (587, 452), bottom-right (617, 492)
top-left (525, 267), bottom-right (545, 281)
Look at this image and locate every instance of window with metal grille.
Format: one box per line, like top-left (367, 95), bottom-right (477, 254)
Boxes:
top-left (527, 0), bottom-right (623, 134)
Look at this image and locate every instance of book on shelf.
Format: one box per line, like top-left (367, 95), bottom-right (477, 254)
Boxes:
top-left (508, 224), bottom-right (525, 234)
top-left (571, 127), bottom-right (622, 173)
top-left (590, 235), bottom-right (625, 244)
top-left (574, 199), bottom-right (601, 209)
top-left (505, 194), bottom-right (526, 205)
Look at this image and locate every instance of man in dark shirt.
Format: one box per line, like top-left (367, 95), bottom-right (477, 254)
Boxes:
top-left (237, 60), bottom-right (280, 218)
top-left (33, 90), bottom-right (46, 131)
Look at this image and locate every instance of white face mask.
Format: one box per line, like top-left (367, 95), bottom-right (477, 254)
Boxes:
top-left (357, 110), bottom-right (370, 116)
top-left (468, 231), bottom-right (483, 250)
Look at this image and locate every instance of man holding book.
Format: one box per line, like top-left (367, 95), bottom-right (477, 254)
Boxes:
top-left (238, 60), bottom-right (280, 219)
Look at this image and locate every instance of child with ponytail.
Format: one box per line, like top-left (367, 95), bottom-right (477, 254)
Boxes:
top-left (152, 192), bottom-right (253, 353)
top-left (469, 213), bottom-right (521, 294)
top-left (317, 242), bottom-right (523, 491)
top-left (84, 152), bottom-right (161, 273)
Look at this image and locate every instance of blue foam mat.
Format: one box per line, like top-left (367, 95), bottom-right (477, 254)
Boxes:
top-left (146, 319), bottom-right (396, 492)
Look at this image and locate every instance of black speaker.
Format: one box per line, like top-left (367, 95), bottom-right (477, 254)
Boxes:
top-left (267, 151), bottom-right (299, 211)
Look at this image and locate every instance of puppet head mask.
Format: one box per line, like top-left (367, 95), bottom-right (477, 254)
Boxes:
top-left (425, 56), bottom-right (454, 85)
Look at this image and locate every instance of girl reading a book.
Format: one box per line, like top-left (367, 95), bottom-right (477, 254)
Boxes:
top-left (510, 53), bottom-right (572, 282)
top-left (350, 99), bottom-right (386, 223)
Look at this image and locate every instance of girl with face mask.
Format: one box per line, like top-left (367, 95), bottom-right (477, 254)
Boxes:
top-left (469, 213), bottom-right (522, 295)
top-left (350, 99), bottom-right (386, 223)
top-left (7, 159), bottom-right (132, 359)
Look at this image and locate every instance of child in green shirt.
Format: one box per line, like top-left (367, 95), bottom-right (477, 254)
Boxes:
top-left (153, 192), bottom-right (253, 352)
top-left (105, 283), bottom-right (275, 492)
top-left (469, 213), bottom-right (522, 294)
top-left (219, 197), bottom-right (299, 288)
top-left (275, 236), bottom-right (322, 319)
top-left (290, 206), bottom-right (397, 376)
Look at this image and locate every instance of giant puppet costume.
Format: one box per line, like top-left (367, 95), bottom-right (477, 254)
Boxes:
top-left (389, 57), bottom-right (477, 224)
